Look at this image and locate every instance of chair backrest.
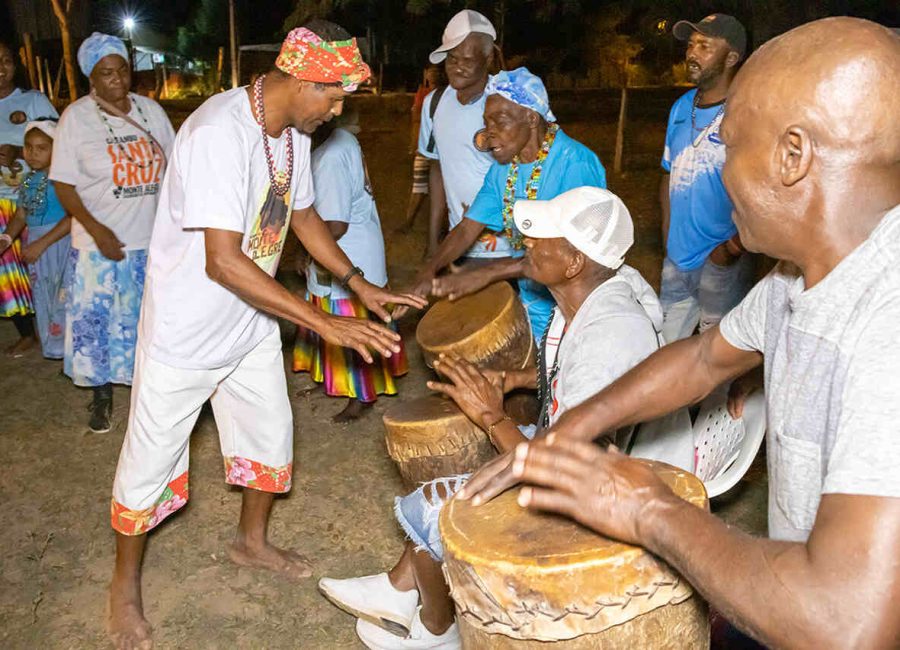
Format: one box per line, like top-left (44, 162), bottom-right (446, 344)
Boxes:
top-left (692, 390), bottom-right (766, 498)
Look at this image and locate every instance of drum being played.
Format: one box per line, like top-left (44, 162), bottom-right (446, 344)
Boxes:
top-left (383, 395), bottom-right (497, 488)
top-left (416, 282), bottom-right (534, 371)
top-left (440, 460), bottom-right (710, 649)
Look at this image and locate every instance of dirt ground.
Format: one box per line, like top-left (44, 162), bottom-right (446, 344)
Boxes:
top-left (0, 92), bottom-right (767, 649)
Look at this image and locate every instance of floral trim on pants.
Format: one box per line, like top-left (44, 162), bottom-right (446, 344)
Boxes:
top-left (224, 456), bottom-right (292, 493)
top-left (110, 471), bottom-right (189, 536)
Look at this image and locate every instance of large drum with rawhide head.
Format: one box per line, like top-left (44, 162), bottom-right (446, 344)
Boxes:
top-left (440, 460), bottom-right (710, 649)
top-left (383, 395), bottom-right (497, 489)
top-left (416, 282), bottom-right (534, 371)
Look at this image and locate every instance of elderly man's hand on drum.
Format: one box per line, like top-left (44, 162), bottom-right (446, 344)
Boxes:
top-left (513, 436), bottom-right (678, 546)
top-left (427, 353), bottom-right (506, 429)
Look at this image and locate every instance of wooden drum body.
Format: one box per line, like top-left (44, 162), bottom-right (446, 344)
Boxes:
top-left (383, 395), bottom-right (497, 488)
top-left (416, 282), bottom-right (534, 371)
top-left (440, 461), bottom-right (710, 648)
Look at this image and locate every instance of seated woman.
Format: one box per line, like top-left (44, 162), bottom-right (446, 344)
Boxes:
top-left (320, 187), bottom-right (685, 650)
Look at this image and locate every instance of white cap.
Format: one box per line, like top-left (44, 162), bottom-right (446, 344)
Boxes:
top-left (513, 187), bottom-right (634, 269)
top-left (429, 10), bottom-right (496, 64)
top-left (25, 120), bottom-right (57, 140)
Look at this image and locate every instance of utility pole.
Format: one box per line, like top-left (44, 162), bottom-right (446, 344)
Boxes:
top-left (229, 0), bottom-right (239, 89)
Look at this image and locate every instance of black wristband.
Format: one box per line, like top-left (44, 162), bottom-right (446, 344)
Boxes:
top-left (340, 266), bottom-right (364, 288)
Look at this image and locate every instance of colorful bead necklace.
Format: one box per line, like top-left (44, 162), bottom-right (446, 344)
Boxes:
top-left (252, 75), bottom-right (294, 197)
top-left (96, 93), bottom-right (155, 169)
top-left (502, 122), bottom-right (559, 250)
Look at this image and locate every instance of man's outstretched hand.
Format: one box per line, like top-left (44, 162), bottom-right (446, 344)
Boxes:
top-left (353, 280), bottom-right (428, 322)
top-left (431, 266), bottom-right (493, 302)
top-left (319, 315), bottom-right (405, 365)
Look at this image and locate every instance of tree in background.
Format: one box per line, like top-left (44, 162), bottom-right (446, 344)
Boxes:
top-left (48, 0), bottom-right (79, 100)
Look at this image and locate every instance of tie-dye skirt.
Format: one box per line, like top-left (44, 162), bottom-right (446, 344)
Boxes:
top-left (293, 293), bottom-right (407, 403)
top-left (64, 249), bottom-right (147, 387)
top-left (0, 198), bottom-right (34, 317)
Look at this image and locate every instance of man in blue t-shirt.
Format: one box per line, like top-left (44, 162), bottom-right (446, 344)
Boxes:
top-left (660, 14), bottom-right (754, 342)
top-left (405, 68), bottom-right (606, 340)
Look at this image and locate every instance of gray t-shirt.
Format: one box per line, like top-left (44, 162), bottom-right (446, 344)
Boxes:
top-left (720, 204), bottom-right (900, 542)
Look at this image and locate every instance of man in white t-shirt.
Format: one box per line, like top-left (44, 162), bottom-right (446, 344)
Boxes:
top-left (462, 18), bottom-right (900, 648)
top-left (106, 21), bottom-right (426, 650)
top-left (415, 9), bottom-right (501, 261)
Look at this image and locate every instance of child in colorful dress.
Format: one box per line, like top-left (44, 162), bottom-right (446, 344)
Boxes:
top-left (294, 111), bottom-right (407, 422)
top-left (0, 120), bottom-right (71, 359)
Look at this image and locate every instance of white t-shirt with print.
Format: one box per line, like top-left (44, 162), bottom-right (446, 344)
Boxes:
top-left (49, 93), bottom-right (175, 250)
top-left (305, 127), bottom-right (386, 301)
top-left (140, 88), bottom-right (314, 370)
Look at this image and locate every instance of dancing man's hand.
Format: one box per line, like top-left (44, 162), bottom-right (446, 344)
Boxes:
top-left (392, 270), bottom-right (434, 319)
top-left (353, 280), bottom-right (428, 323)
top-left (320, 315), bottom-right (404, 365)
top-left (431, 267), bottom-right (492, 301)
top-left (427, 353), bottom-right (505, 429)
top-left (513, 436), bottom-right (678, 546)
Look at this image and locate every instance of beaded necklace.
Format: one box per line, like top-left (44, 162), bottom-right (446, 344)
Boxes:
top-left (20, 170), bottom-right (49, 218)
top-left (252, 75), bottom-right (294, 197)
top-left (96, 93), bottom-right (155, 169)
top-left (502, 123), bottom-right (559, 250)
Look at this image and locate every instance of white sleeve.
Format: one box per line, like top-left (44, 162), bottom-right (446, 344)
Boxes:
top-left (180, 125), bottom-right (248, 233)
top-left (48, 104), bottom-right (82, 186)
top-left (416, 90), bottom-right (439, 160)
top-left (312, 149), bottom-right (352, 223)
top-left (558, 315), bottom-right (658, 414)
top-left (292, 134), bottom-right (315, 211)
top-left (823, 295), bottom-right (900, 499)
top-left (719, 272), bottom-right (773, 353)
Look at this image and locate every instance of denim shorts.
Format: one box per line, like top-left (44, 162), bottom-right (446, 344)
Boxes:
top-left (394, 424), bottom-right (537, 562)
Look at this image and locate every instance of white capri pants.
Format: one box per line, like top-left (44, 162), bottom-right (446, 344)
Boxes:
top-left (111, 329), bottom-right (293, 535)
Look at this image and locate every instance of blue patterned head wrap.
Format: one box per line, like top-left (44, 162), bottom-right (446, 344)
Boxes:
top-left (77, 32), bottom-right (129, 77)
top-left (485, 67), bottom-right (556, 122)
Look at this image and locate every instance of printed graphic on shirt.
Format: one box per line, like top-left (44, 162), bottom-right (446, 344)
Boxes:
top-left (667, 112), bottom-right (726, 194)
top-left (107, 134), bottom-right (165, 200)
top-left (247, 184), bottom-right (291, 275)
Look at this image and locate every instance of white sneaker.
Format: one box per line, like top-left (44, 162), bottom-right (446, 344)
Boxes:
top-left (356, 607), bottom-right (460, 650)
top-left (319, 572), bottom-right (419, 637)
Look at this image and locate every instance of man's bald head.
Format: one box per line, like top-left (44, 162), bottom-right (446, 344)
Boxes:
top-left (720, 18), bottom-right (900, 263)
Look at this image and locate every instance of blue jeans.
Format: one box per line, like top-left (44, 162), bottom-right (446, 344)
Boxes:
top-left (395, 424), bottom-right (538, 561)
top-left (659, 254), bottom-right (753, 343)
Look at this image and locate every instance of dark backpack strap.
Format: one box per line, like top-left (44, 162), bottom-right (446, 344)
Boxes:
top-left (425, 85), bottom-right (447, 154)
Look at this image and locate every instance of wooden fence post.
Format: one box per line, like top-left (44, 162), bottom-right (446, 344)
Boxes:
top-left (23, 33), bottom-right (38, 90)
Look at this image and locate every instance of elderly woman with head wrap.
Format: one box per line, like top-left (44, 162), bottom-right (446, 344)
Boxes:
top-left (49, 32), bottom-right (175, 433)
top-left (402, 67), bottom-right (607, 342)
top-left (0, 39), bottom-right (58, 356)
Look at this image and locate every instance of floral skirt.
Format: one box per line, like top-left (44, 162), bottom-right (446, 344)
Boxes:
top-left (293, 293), bottom-right (407, 403)
top-left (65, 248), bottom-right (147, 387)
top-left (0, 198), bottom-right (34, 317)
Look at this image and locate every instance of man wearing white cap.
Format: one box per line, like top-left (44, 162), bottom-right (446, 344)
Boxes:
top-left (320, 187), bottom-right (666, 650)
top-left (414, 10), bottom-right (502, 262)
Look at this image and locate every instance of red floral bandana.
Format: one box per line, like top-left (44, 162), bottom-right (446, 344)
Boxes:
top-left (275, 27), bottom-right (371, 91)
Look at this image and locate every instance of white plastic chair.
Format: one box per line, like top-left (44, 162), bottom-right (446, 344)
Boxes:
top-left (692, 389), bottom-right (767, 498)
top-left (629, 408), bottom-right (695, 473)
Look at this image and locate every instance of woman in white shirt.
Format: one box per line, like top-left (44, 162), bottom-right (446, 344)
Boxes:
top-left (50, 33), bottom-right (176, 433)
top-left (0, 40), bottom-right (58, 356)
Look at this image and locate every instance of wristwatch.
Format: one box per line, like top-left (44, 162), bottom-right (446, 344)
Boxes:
top-left (340, 266), bottom-right (364, 288)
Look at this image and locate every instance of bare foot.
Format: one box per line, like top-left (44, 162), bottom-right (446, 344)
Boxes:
top-left (5, 336), bottom-right (35, 358)
top-left (227, 539), bottom-right (313, 580)
top-left (332, 399), bottom-right (373, 423)
top-left (108, 581), bottom-right (152, 650)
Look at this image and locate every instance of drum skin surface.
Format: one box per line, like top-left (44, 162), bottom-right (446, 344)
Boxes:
top-left (440, 460), bottom-right (710, 648)
top-left (384, 395), bottom-right (497, 488)
top-left (416, 282), bottom-right (534, 370)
